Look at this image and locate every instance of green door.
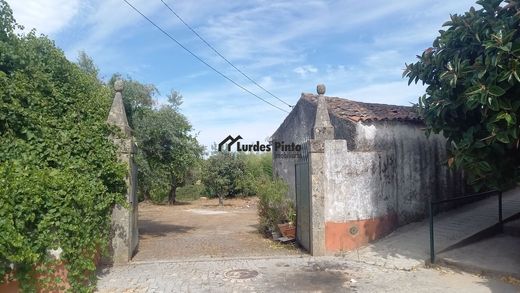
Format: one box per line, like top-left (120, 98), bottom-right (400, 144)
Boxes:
top-left (295, 162), bottom-right (310, 251)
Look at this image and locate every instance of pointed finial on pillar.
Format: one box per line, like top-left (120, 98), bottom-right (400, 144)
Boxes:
top-left (317, 84), bottom-right (326, 95)
top-left (107, 79), bottom-right (132, 136)
top-left (114, 79), bottom-right (124, 92)
top-left (313, 84), bottom-right (334, 139)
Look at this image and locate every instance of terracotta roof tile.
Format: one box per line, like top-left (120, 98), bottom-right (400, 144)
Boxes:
top-left (302, 93), bottom-right (421, 123)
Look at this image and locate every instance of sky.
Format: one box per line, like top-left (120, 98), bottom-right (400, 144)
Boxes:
top-left (7, 0), bottom-right (478, 149)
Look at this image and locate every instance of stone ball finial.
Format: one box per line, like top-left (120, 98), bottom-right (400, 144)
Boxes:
top-left (114, 79), bottom-right (124, 92)
top-left (317, 84), bottom-right (326, 95)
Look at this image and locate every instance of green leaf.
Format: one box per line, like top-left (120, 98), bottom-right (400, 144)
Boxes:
top-left (513, 70), bottom-right (520, 83)
top-left (496, 132), bottom-right (510, 143)
top-left (488, 85), bottom-right (505, 96)
top-left (495, 112), bottom-right (514, 125)
top-left (465, 85), bottom-right (483, 96)
top-left (499, 42), bottom-right (512, 52)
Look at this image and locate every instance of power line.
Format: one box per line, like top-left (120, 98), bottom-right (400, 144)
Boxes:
top-left (121, 0), bottom-right (289, 113)
top-left (160, 0), bottom-right (293, 108)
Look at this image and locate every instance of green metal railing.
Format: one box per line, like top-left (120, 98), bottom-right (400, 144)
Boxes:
top-left (428, 190), bottom-right (502, 264)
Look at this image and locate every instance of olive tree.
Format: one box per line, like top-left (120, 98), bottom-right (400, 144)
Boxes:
top-left (202, 152), bottom-right (246, 205)
top-left (404, 0), bottom-right (520, 191)
top-left (133, 96), bottom-right (203, 204)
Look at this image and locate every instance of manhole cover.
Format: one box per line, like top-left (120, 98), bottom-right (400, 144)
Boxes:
top-left (224, 269), bottom-right (259, 279)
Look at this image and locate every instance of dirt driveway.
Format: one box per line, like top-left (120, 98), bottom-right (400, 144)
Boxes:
top-left (132, 197), bottom-right (302, 261)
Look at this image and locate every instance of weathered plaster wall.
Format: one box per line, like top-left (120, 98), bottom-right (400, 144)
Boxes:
top-left (272, 98), bottom-right (315, 202)
top-left (353, 121), bottom-right (464, 222)
top-left (324, 140), bottom-right (395, 222)
top-left (322, 121), bottom-right (464, 224)
top-left (322, 122), bottom-right (464, 251)
top-left (272, 97), bottom-right (357, 202)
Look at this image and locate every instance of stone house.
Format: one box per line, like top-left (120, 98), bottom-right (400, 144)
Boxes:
top-left (271, 85), bottom-right (463, 255)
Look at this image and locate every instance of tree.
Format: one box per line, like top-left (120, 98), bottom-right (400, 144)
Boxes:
top-left (76, 50), bottom-right (99, 79)
top-left (236, 152), bottom-right (272, 196)
top-left (167, 89), bottom-right (183, 110)
top-left (404, 0), bottom-right (520, 191)
top-left (106, 75), bottom-right (202, 203)
top-left (133, 99), bottom-right (203, 204)
top-left (202, 152), bottom-right (246, 205)
top-left (107, 74), bottom-right (156, 128)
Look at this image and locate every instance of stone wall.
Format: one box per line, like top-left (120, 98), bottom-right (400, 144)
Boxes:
top-left (272, 97), bottom-right (316, 202)
top-left (322, 123), bottom-right (464, 251)
top-left (272, 96), bottom-right (356, 202)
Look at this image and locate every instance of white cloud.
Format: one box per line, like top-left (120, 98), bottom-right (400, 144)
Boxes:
top-left (7, 0), bottom-right (80, 35)
top-left (63, 0), bottom-right (165, 58)
top-left (293, 65), bottom-right (318, 78)
top-left (189, 1), bottom-right (432, 71)
top-left (9, 0), bottom-right (481, 150)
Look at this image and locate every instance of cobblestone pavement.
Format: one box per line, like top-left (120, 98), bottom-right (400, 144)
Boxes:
top-left (96, 256), bottom-right (519, 292)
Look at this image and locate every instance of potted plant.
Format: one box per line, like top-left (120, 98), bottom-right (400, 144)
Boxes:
top-left (277, 202), bottom-right (296, 239)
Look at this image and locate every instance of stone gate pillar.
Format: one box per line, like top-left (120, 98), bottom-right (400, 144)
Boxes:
top-left (309, 84), bottom-right (333, 256)
top-left (107, 80), bottom-right (138, 264)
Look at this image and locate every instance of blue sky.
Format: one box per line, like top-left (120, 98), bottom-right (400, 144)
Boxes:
top-left (8, 0), bottom-right (477, 149)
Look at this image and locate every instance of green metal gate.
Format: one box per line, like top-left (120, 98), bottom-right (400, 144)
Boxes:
top-left (295, 161), bottom-right (311, 251)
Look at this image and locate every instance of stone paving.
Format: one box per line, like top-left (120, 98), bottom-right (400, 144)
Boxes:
top-left (96, 255), bottom-right (519, 292)
top-left (342, 188), bottom-right (520, 270)
top-left (97, 193), bottom-right (520, 292)
top-left (436, 219), bottom-right (520, 279)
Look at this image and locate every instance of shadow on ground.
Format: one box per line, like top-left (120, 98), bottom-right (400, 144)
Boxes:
top-left (138, 219), bottom-right (194, 238)
top-left (150, 201), bottom-right (192, 206)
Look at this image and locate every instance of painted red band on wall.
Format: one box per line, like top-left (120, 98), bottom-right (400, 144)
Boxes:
top-left (325, 213), bottom-right (398, 252)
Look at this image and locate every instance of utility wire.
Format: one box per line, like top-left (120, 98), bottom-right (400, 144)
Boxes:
top-left (160, 0), bottom-right (293, 108)
top-left (122, 0), bottom-right (289, 113)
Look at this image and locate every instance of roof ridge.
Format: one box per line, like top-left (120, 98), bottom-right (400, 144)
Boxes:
top-left (300, 93), bottom-right (421, 123)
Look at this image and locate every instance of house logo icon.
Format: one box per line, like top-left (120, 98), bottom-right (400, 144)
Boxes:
top-left (218, 135), bottom-right (243, 151)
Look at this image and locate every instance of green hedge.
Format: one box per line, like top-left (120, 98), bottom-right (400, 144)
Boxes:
top-left (0, 2), bottom-right (126, 291)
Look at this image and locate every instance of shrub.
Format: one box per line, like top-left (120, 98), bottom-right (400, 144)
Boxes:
top-left (236, 153), bottom-right (272, 196)
top-left (257, 179), bottom-right (294, 235)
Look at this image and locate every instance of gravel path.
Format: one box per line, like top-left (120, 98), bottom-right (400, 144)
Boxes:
top-left (132, 197), bottom-right (302, 261)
